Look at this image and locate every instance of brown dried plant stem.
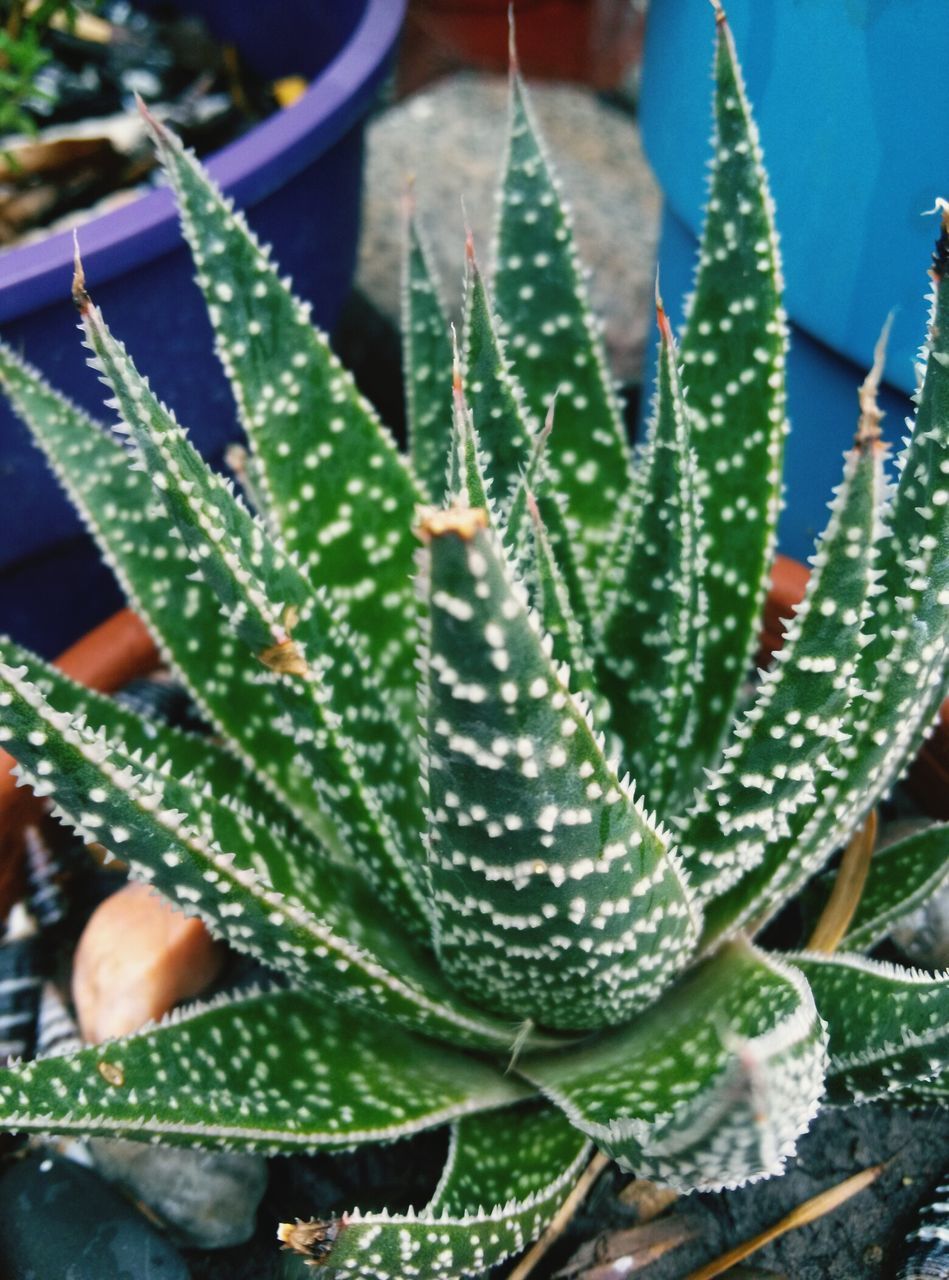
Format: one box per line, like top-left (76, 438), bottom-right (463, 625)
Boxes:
top-left (683, 1163), bottom-right (884, 1280)
top-left (807, 810), bottom-right (877, 953)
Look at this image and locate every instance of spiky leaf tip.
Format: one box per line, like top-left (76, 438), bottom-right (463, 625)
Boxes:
top-left (678, 2), bottom-right (788, 771)
top-left (492, 36), bottom-right (632, 587)
top-left (144, 106), bottom-right (423, 719)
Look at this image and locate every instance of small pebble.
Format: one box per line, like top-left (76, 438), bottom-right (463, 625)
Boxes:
top-left (72, 881), bottom-right (225, 1043)
top-left (90, 1138), bottom-right (268, 1249)
top-left (892, 881), bottom-right (949, 970)
top-left (0, 1149), bottom-right (190, 1279)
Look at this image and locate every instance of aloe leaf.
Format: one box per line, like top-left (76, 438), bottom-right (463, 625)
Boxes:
top-left (461, 234), bottom-right (534, 504)
top-left (0, 631), bottom-right (302, 839)
top-left (0, 342), bottom-right (331, 830)
top-left (702, 230), bottom-right (949, 941)
top-left (791, 952), bottom-right (949, 1105)
top-left (403, 203), bottom-right (452, 501)
top-left (429, 1099), bottom-right (588, 1214)
top-left (843, 824), bottom-right (949, 952)
top-left (145, 112), bottom-right (422, 719)
top-left (492, 49), bottom-right (631, 589)
top-left (74, 276), bottom-right (428, 934)
top-left (447, 352), bottom-right (492, 513)
top-left (600, 297), bottom-right (706, 811)
top-left (522, 941), bottom-right (826, 1191)
top-left (0, 658), bottom-right (563, 1052)
top-left (524, 493), bottom-right (599, 710)
top-left (678, 6), bottom-right (788, 770)
top-left (290, 1103), bottom-right (590, 1280)
top-left (502, 410), bottom-right (594, 656)
top-left (0, 986), bottom-right (529, 1152)
top-left (419, 509), bottom-right (699, 1031)
top-left (685, 407), bottom-right (887, 916)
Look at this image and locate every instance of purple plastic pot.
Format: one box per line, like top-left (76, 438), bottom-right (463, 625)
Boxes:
top-left (0, 0), bottom-right (406, 656)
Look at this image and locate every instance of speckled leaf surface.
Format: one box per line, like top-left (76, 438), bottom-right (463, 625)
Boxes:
top-left (700, 230), bottom-right (949, 941)
top-left (297, 1105), bottom-right (590, 1280)
top-left (148, 113), bottom-right (422, 719)
top-left (77, 288), bottom-right (428, 935)
top-left (462, 239), bottom-right (534, 504)
top-left (791, 953), bottom-right (949, 1106)
top-left (492, 63), bottom-right (631, 587)
top-left (420, 512), bottom-right (698, 1030)
top-left (0, 987), bottom-right (528, 1152)
top-left (0, 632), bottom-right (302, 838)
top-left (430, 1100), bottom-right (588, 1215)
top-left (524, 494), bottom-right (599, 711)
top-left (600, 300), bottom-right (705, 811)
top-left (403, 210), bottom-right (452, 502)
top-left (688, 426), bottom-right (886, 922)
top-left (677, 9), bottom-right (787, 770)
top-left (0, 659), bottom-right (554, 1052)
top-left (843, 824), bottom-right (949, 952)
top-left (522, 942), bottom-right (826, 1191)
top-left (0, 342), bottom-right (327, 832)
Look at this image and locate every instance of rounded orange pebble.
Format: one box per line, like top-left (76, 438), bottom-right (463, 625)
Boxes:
top-left (72, 881), bottom-right (225, 1044)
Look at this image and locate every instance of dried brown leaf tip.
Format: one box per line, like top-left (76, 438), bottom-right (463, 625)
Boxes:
top-left (277, 1216), bottom-right (340, 1266)
top-left (855, 315), bottom-right (892, 451)
top-left (71, 234), bottom-right (91, 314)
top-left (258, 604), bottom-right (308, 677)
top-left (415, 506), bottom-right (489, 542)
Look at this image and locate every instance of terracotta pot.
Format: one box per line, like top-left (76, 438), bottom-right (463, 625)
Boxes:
top-left (0, 609), bottom-right (157, 921)
top-left (397, 0), bottom-right (644, 97)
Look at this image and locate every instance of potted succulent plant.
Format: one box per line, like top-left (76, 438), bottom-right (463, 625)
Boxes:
top-left (0, 0), bottom-right (406, 658)
top-left (0, 6), bottom-right (946, 1277)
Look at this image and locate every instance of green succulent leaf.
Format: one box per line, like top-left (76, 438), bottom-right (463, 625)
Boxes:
top-left (461, 236), bottom-right (534, 506)
top-left (523, 493), bottom-right (599, 711)
top-left (678, 8), bottom-right (788, 771)
top-left (600, 298), bottom-right (706, 811)
top-left (702, 225), bottom-right (949, 941)
top-left (0, 657), bottom-right (560, 1052)
top-left (403, 205), bottom-right (453, 501)
top-left (0, 341), bottom-right (332, 831)
top-left (296, 1103), bottom-right (590, 1280)
top-left (791, 952), bottom-right (949, 1105)
top-left (688, 419), bottom-right (887, 921)
top-left (420, 511), bottom-right (699, 1030)
top-left (492, 56), bottom-right (631, 592)
top-left (76, 283), bottom-right (428, 935)
top-left (522, 941), bottom-right (826, 1191)
top-left (0, 986), bottom-right (528, 1152)
top-left (843, 823), bottom-right (949, 952)
top-left (146, 111), bottom-right (422, 720)
top-left (0, 631), bottom-right (303, 839)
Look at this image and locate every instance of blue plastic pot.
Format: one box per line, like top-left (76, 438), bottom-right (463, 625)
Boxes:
top-left (639, 0), bottom-right (948, 562)
top-left (0, 0), bottom-right (406, 655)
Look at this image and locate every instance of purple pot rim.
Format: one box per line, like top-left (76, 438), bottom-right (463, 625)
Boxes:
top-left (0, 0), bottom-right (406, 322)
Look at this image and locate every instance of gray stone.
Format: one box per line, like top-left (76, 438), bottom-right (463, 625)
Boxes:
top-left (0, 1149), bottom-right (190, 1279)
top-left (356, 73), bottom-right (660, 385)
top-left (891, 880), bottom-right (949, 969)
top-left (90, 1138), bottom-right (268, 1250)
